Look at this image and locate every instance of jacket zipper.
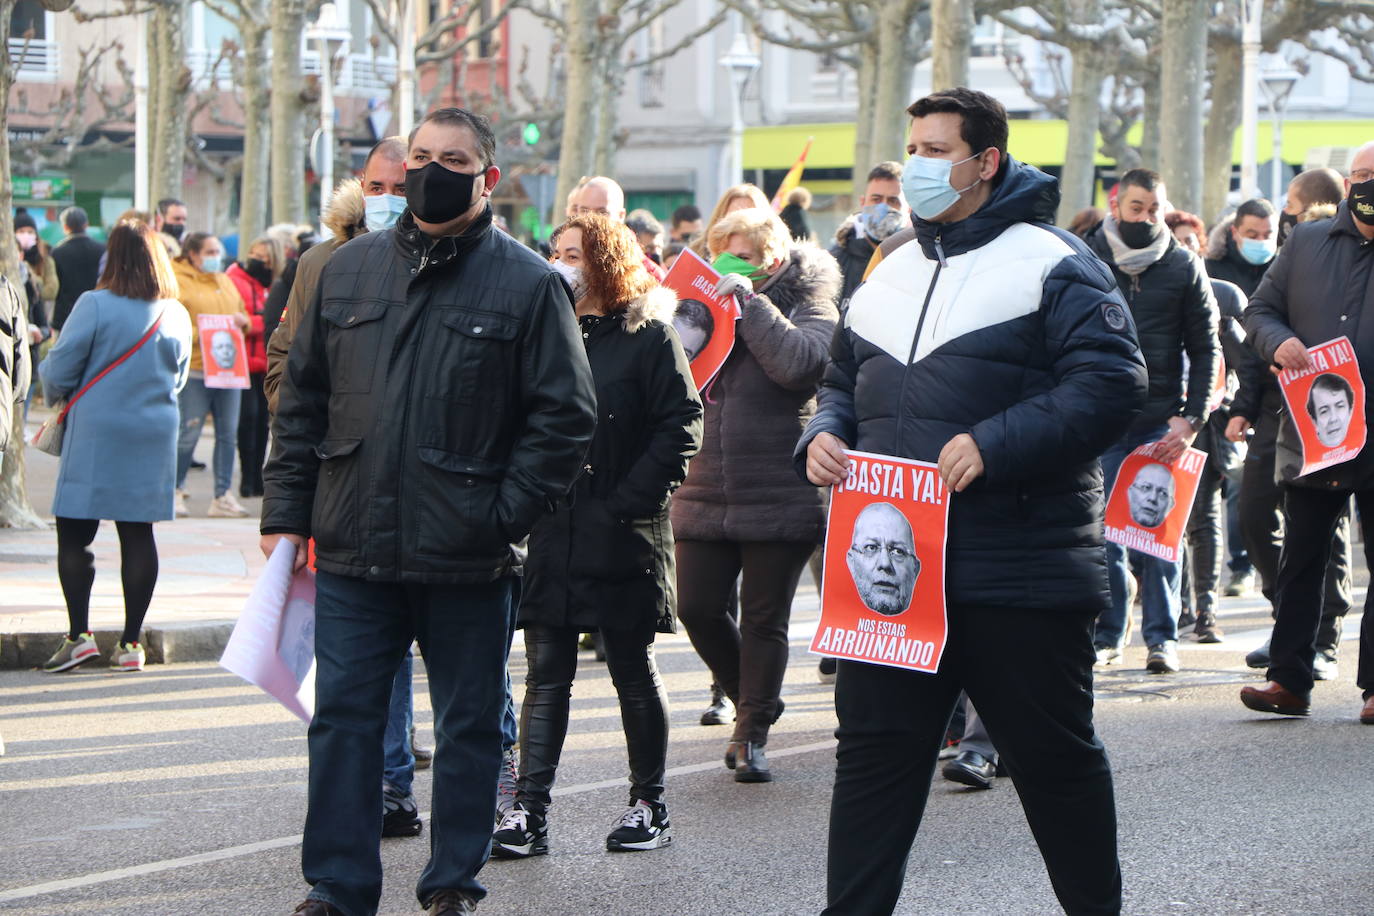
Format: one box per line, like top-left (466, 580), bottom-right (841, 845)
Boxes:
top-left (895, 234), bottom-right (945, 454)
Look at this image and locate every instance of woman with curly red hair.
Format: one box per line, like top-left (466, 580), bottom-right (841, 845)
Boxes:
top-left (492, 215), bottom-right (702, 858)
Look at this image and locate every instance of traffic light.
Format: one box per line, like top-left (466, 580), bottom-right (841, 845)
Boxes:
top-left (523, 122), bottom-right (541, 146)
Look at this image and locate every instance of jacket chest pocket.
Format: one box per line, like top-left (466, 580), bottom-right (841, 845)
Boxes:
top-left (430, 309), bottom-right (520, 403)
top-left (321, 301), bottom-right (388, 393)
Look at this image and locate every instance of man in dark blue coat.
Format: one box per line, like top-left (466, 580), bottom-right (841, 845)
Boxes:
top-left (798, 88), bottom-right (1147, 916)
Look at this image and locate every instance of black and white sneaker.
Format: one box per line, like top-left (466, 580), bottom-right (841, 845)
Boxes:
top-left (382, 781), bottom-right (423, 838)
top-left (606, 798), bottom-right (672, 852)
top-left (491, 803), bottom-right (548, 858)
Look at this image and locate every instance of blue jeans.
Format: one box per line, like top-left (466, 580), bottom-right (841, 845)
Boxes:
top-left (175, 376), bottom-right (240, 496)
top-left (383, 652), bottom-right (415, 795)
top-left (1095, 425), bottom-right (1181, 649)
top-left (304, 571), bottom-right (517, 916)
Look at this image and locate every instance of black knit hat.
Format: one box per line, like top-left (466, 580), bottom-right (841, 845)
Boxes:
top-left (13, 209), bottom-right (37, 231)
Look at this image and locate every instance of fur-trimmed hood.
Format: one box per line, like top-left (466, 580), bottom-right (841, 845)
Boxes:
top-left (324, 178), bottom-right (367, 241)
top-left (758, 243), bottom-right (844, 309)
top-left (621, 284), bottom-right (678, 334)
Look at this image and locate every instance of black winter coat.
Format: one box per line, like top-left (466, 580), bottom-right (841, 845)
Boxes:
top-left (1243, 202), bottom-right (1374, 490)
top-left (798, 159), bottom-right (1148, 613)
top-left (827, 220), bottom-right (877, 305)
top-left (262, 207), bottom-right (598, 583)
top-left (1086, 226), bottom-right (1219, 431)
top-left (50, 233), bottom-right (104, 330)
top-left (520, 287), bottom-right (703, 633)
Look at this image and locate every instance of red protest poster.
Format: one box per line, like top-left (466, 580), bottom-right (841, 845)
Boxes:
top-left (810, 450), bottom-right (950, 674)
top-left (1104, 443), bottom-right (1207, 563)
top-left (662, 247), bottom-right (740, 391)
top-left (1276, 336), bottom-right (1366, 477)
top-left (197, 313), bottom-right (250, 389)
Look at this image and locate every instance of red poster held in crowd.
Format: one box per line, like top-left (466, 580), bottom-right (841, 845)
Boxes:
top-left (197, 313), bottom-right (250, 389)
top-left (810, 451), bottom-right (950, 674)
top-left (1276, 336), bottom-right (1366, 477)
top-left (1104, 443), bottom-right (1207, 563)
top-left (661, 248), bottom-right (740, 391)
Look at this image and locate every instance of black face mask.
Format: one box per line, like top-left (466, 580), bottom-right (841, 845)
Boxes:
top-left (245, 257), bottom-right (272, 287)
top-left (405, 161), bottom-right (479, 224)
top-left (1118, 218), bottom-right (1163, 249)
top-left (1276, 210), bottom-right (1299, 247)
top-left (164, 223), bottom-right (185, 242)
top-left (1349, 178), bottom-right (1374, 226)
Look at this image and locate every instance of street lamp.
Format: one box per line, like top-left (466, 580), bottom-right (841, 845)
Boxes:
top-left (307, 2), bottom-right (351, 230)
top-left (1259, 61), bottom-right (1301, 205)
top-left (719, 31), bottom-right (760, 192)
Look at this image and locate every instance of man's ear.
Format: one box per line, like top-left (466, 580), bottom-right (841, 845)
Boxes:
top-left (481, 165), bottom-right (502, 198)
top-left (979, 148), bottom-right (1001, 181)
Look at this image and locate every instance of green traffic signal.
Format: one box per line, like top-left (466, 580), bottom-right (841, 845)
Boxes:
top-left (523, 122), bottom-right (541, 145)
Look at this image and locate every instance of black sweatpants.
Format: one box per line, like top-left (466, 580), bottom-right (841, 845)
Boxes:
top-left (1269, 486), bottom-right (1374, 699)
top-left (824, 604), bottom-right (1121, 916)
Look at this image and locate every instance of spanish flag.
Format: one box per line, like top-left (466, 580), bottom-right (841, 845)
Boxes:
top-left (770, 137), bottom-right (813, 211)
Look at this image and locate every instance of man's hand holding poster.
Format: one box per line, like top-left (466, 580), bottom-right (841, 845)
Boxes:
top-left (1104, 443), bottom-right (1207, 563)
top-left (1276, 336), bottom-right (1366, 476)
top-left (662, 248), bottom-right (740, 390)
top-left (197, 313), bottom-right (250, 389)
top-left (810, 451), bottom-right (950, 674)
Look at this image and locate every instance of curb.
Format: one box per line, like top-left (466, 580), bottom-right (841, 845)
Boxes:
top-left (1, 621), bottom-right (237, 670)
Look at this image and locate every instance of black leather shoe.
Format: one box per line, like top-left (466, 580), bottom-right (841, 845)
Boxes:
top-left (1245, 639), bottom-right (1271, 669)
top-left (291, 899), bottom-right (342, 915)
top-left (729, 741), bottom-right (772, 782)
top-left (426, 890), bottom-right (478, 913)
top-left (942, 750), bottom-right (997, 789)
top-left (700, 684), bottom-right (731, 726)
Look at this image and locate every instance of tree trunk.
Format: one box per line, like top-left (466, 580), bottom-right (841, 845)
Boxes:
top-left (1138, 61), bottom-right (1162, 171)
top-left (270, 0), bottom-right (307, 223)
top-left (869, 2), bottom-right (917, 164)
top-left (1158, 0), bottom-right (1207, 213)
top-left (593, 57), bottom-right (620, 178)
top-left (1203, 38), bottom-right (1242, 224)
top-left (850, 40), bottom-right (877, 201)
top-left (1059, 33), bottom-right (1104, 226)
top-left (929, 0), bottom-right (973, 91)
top-left (554, 0), bottom-right (599, 215)
top-left (239, 20), bottom-right (271, 245)
top-left (148, 0), bottom-right (189, 209)
top-left (0, 413), bottom-right (44, 528)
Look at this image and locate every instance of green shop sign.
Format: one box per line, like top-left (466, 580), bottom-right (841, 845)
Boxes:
top-left (12, 174), bottom-right (73, 204)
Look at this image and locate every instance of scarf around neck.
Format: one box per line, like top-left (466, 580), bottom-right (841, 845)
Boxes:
top-left (1101, 214), bottom-right (1171, 277)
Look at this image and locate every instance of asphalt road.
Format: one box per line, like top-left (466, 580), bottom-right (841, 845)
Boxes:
top-left (1, 584), bottom-right (1370, 916)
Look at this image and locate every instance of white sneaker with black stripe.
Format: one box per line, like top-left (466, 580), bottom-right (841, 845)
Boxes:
top-left (606, 798), bottom-right (672, 852)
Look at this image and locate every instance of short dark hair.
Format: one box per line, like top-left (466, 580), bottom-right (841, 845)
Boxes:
top-left (671, 204), bottom-right (701, 227)
top-left (1235, 198), bottom-right (1276, 223)
top-left (1306, 373), bottom-right (1354, 418)
top-left (408, 107), bottom-right (496, 169)
top-left (97, 220), bottom-right (179, 301)
top-left (867, 161), bottom-right (903, 183)
top-left (626, 209), bottom-right (664, 237)
top-left (907, 88), bottom-right (1009, 156)
top-left (1118, 168), bottom-right (1163, 195)
top-left (156, 198), bottom-right (185, 217)
top-left (1289, 167), bottom-right (1345, 210)
top-left (675, 298), bottom-right (714, 336)
top-left (61, 206), bottom-right (89, 233)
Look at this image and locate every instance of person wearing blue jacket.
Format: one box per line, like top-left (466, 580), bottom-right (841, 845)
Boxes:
top-left (798, 88), bottom-right (1147, 916)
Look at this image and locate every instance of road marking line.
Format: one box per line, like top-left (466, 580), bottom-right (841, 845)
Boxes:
top-left (0, 739), bottom-right (838, 902)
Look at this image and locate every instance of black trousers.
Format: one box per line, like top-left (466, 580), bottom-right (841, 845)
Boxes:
top-left (237, 372), bottom-right (269, 493)
top-left (517, 623), bottom-right (669, 809)
top-left (1238, 447), bottom-right (1351, 650)
top-left (824, 605), bottom-right (1121, 916)
top-left (1269, 486), bottom-right (1374, 698)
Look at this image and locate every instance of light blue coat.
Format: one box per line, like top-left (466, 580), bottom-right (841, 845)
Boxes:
top-left (40, 290), bottom-right (193, 522)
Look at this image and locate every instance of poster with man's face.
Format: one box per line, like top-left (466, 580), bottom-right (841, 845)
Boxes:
top-left (1276, 337), bottom-right (1366, 477)
top-left (1104, 443), bottom-right (1206, 563)
top-left (197, 313), bottom-right (250, 389)
top-left (662, 247), bottom-right (740, 391)
top-left (811, 451), bottom-right (949, 674)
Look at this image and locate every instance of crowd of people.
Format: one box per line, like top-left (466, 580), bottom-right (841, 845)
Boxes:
top-left (3, 85), bottom-right (1372, 916)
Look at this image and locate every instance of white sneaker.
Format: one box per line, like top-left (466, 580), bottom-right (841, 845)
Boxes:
top-left (207, 493), bottom-right (249, 518)
top-left (111, 641), bottom-right (146, 671)
top-left (174, 489), bottom-right (189, 518)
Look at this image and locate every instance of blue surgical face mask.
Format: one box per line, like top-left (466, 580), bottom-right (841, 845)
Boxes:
top-left (857, 202), bottom-right (904, 242)
top-left (1239, 236), bottom-right (1275, 266)
top-left (200, 255), bottom-right (223, 273)
top-left (363, 193), bottom-right (407, 232)
top-left (902, 152), bottom-right (983, 221)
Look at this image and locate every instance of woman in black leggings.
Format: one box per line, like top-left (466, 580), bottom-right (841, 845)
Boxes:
top-left (490, 215), bottom-right (701, 858)
top-left (39, 219), bottom-right (193, 672)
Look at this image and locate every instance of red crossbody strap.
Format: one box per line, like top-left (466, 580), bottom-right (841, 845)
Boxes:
top-left (56, 309), bottom-right (166, 424)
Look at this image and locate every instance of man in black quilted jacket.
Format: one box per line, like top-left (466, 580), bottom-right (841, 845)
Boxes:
top-left (799, 88), bottom-right (1146, 916)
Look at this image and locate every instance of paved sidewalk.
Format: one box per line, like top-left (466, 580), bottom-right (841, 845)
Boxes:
top-left (1, 406), bottom-right (263, 668)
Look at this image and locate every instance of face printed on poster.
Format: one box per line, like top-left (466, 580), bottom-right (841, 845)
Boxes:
top-left (662, 248), bottom-right (740, 390)
top-left (1104, 443), bottom-right (1206, 563)
top-left (811, 451), bottom-right (950, 674)
top-left (1276, 337), bottom-right (1366, 476)
top-left (197, 313), bottom-right (250, 389)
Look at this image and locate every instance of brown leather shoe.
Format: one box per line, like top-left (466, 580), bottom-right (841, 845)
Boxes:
top-left (1240, 681), bottom-right (1311, 717)
top-left (1360, 694), bottom-right (1374, 725)
top-left (426, 890), bottom-right (477, 913)
top-left (291, 899), bottom-right (342, 915)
